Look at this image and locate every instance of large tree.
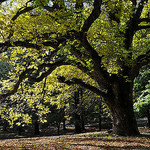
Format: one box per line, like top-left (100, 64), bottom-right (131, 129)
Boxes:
top-left (0, 0), bottom-right (150, 136)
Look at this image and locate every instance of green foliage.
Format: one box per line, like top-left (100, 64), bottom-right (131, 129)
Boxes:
top-left (133, 65), bottom-right (150, 100)
top-left (0, 0), bottom-right (150, 135)
top-left (134, 65), bottom-right (150, 117)
top-left (0, 61), bottom-right (12, 80)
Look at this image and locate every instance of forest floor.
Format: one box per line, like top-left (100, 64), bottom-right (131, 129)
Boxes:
top-left (0, 127), bottom-right (149, 149)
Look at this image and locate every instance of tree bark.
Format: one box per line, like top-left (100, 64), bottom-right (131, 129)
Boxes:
top-left (74, 90), bottom-right (81, 133)
top-left (34, 120), bottom-right (40, 135)
top-left (17, 126), bottom-right (22, 135)
top-left (63, 118), bottom-right (66, 130)
top-left (74, 114), bottom-right (81, 133)
top-left (147, 109), bottom-right (150, 128)
top-left (98, 100), bottom-right (102, 131)
top-left (57, 123), bottom-right (60, 135)
top-left (81, 113), bottom-right (85, 130)
top-left (33, 113), bottom-right (40, 136)
top-left (106, 78), bottom-right (140, 136)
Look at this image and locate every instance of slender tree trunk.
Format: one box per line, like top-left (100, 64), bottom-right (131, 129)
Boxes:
top-left (62, 107), bottom-right (66, 130)
top-left (57, 123), bottom-right (60, 135)
top-left (74, 114), bottom-right (81, 133)
top-left (99, 100), bottom-right (102, 131)
top-left (33, 113), bottom-right (40, 136)
top-left (17, 126), bottom-right (22, 135)
top-left (34, 120), bottom-right (40, 135)
top-left (63, 118), bottom-right (66, 130)
top-left (106, 79), bottom-right (139, 136)
top-left (74, 90), bottom-right (81, 133)
top-left (2, 120), bottom-right (8, 132)
top-left (147, 109), bottom-right (150, 128)
top-left (81, 113), bottom-right (85, 130)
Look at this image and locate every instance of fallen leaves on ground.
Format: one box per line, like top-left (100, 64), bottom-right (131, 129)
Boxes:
top-left (0, 130), bottom-right (149, 150)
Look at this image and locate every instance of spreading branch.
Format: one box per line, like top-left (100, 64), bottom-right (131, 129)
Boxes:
top-left (11, 6), bottom-right (35, 21)
top-left (0, 60), bottom-right (68, 99)
top-left (0, 40), bottom-right (41, 53)
top-left (138, 18), bottom-right (150, 23)
top-left (0, 68), bottom-right (34, 99)
top-left (57, 76), bottom-right (108, 99)
top-left (5, 1), bottom-right (36, 39)
top-left (137, 25), bottom-right (150, 30)
top-left (0, 35), bottom-right (67, 53)
top-left (134, 0), bottom-right (148, 19)
top-left (76, 32), bottom-right (110, 85)
top-left (81, 0), bottom-right (102, 33)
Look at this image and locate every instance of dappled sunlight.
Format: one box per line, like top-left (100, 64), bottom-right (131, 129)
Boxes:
top-left (0, 130), bottom-right (149, 149)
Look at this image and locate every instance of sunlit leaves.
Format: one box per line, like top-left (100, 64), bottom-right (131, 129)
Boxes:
top-left (0, 0), bottom-right (150, 130)
top-left (133, 29), bottom-right (150, 59)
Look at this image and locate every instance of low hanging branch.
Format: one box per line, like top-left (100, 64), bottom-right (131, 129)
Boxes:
top-left (0, 68), bottom-right (34, 99)
top-left (0, 35), bottom-right (67, 53)
top-left (137, 25), bottom-right (150, 30)
top-left (0, 60), bottom-right (68, 100)
top-left (0, 41), bottom-right (41, 53)
top-left (57, 76), bottom-right (108, 99)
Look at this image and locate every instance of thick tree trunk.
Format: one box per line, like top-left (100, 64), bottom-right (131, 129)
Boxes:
top-left (110, 103), bottom-right (139, 136)
top-left (106, 79), bottom-right (140, 136)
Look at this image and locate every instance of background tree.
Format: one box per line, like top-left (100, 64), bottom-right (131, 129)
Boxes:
top-left (133, 65), bottom-right (150, 127)
top-left (0, 0), bottom-right (150, 136)
top-left (133, 65), bottom-right (150, 102)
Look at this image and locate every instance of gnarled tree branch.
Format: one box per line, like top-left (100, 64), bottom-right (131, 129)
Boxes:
top-left (0, 40), bottom-right (41, 53)
top-left (57, 76), bottom-right (108, 99)
top-left (0, 68), bottom-right (34, 99)
top-left (11, 6), bottom-right (35, 21)
top-left (81, 0), bottom-right (102, 33)
top-left (134, 0), bottom-right (148, 19)
top-left (137, 25), bottom-right (150, 30)
top-left (138, 18), bottom-right (150, 23)
top-left (0, 34), bottom-right (67, 53)
top-left (0, 60), bottom-right (68, 99)
top-left (76, 32), bottom-right (110, 85)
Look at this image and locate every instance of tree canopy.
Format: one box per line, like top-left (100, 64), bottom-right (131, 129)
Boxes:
top-left (0, 0), bottom-right (150, 136)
